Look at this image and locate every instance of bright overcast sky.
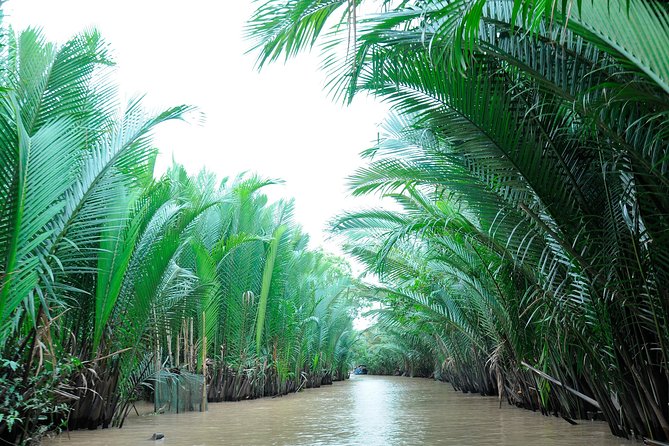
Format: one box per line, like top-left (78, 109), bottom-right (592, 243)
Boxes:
top-left (5, 0), bottom-right (389, 256)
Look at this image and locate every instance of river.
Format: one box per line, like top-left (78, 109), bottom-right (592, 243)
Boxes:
top-left (45, 375), bottom-right (633, 445)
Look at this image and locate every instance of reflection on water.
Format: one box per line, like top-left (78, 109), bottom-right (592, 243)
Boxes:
top-left (46, 375), bottom-right (633, 445)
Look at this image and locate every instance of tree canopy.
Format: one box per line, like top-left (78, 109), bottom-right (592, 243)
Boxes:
top-left (250, 0), bottom-right (669, 441)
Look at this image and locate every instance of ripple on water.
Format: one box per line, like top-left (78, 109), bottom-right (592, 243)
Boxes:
top-left (44, 375), bottom-right (634, 446)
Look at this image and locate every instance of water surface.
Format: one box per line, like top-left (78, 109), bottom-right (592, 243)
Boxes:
top-left (46, 375), bottom-right (633, 445)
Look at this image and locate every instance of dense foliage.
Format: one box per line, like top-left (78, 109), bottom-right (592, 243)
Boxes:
top-left (249, 0), bottom-right (669, 441)
top-left (0, 28), bottom-right (357, 444)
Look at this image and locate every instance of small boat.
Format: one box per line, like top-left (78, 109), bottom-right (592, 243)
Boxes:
top-left (353, 365), bottom-right (368, 375)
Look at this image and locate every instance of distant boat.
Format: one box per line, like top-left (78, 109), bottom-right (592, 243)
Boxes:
top-left (353, 365), bottom-right (368, 375)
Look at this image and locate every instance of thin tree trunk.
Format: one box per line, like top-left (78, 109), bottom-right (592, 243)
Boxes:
top-left (154, 309), bottom-right (160, 412)
top-left (166, 327), bottom-right (173, 367)
top-left (176, 329), bottom-right (180, 367)
top-left (190, 318), bottom-right (194, 372)
top-left (201, 311), bottom-right (207, 412)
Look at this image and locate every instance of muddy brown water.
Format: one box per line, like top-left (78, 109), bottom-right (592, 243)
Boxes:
top-left (45, 375), bottom-right (634, 445)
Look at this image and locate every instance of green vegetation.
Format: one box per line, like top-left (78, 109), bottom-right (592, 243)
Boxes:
top-left (2, 0), bottom-right (669, 444)
top-left (0, 28), bottom-right (357, 444)
top-left (250, 0), bottom-right (669, 442)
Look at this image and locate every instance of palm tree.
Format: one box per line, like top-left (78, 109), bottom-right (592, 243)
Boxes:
top-left (249, 0), bottom-right (669, 440)
top-left (0, 26), bottom-right (195, 437)
top-left (0, 27), bottom-right (359, 443)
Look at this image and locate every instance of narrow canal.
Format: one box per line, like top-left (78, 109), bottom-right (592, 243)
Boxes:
top-left (46, 376), bottom-right (632, 445)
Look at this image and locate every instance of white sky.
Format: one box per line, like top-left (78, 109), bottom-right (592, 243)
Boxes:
top-left (5, 0), bottom-right (389, 257)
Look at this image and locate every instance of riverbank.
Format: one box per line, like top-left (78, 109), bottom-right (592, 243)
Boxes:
top-left (44, 375), bottom-right (632, 445)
